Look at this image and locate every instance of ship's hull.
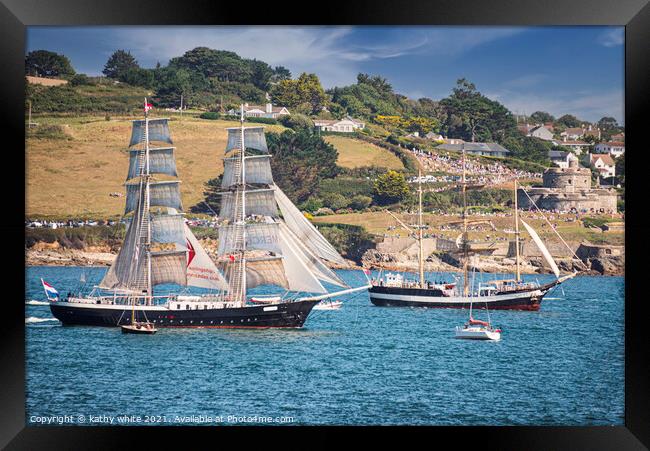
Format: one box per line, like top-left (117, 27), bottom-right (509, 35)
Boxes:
top-left (50, 299), bottom-right (320, 329)
top-left (368, 286), bottom-right (549, 311)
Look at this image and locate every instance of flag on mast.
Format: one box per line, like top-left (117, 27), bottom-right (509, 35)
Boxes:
top-left (144, 101), bottom-right (153, 112)
top-left (41, 278), bottom-right (59, 301)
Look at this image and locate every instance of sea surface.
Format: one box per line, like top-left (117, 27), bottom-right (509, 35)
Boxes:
top-left (26, 266), bottom-right (624, 426)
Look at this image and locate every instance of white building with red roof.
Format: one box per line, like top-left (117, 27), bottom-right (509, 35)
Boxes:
top-left (590, 153), bottom-right (616, 178)
top-left (594, 141), bottom-right (625, 157)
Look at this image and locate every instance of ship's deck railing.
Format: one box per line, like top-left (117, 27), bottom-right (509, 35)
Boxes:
top-left (68, 293), bottom-right (232, 306)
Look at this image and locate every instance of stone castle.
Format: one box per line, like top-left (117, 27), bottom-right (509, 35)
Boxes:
top-left (518, 154), bottom-right (617, 213)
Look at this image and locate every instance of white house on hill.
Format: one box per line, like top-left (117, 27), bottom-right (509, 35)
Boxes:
top-left (436, 142), bottom-right (510, 158)
top-left (594, 141), bottom-right (625, 157)
top-left (227, 103), bottom-right (290, 119)
top-left (314, 116), bottom-right (365, 133)
top-left (590, 153), bottom-right (616, 178)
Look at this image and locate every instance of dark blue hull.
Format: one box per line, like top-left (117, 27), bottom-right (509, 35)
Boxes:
top-left (50, 300), bottom-right (319, 329)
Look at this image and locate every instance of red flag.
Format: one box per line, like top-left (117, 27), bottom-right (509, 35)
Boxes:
top-left (229, 254), bottom-right (235, 262)
top-left (144, 102), bottom-right (153, 112)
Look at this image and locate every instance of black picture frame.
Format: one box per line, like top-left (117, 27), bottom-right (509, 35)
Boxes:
top-left (3, 0), bottom-right (648, 448)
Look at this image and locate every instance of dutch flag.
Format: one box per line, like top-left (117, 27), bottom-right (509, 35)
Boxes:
top-left (41, 278), bottom-right (59, 301)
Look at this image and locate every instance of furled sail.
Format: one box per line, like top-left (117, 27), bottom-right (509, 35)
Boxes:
top-left (127, 147), bottom-right (178, 180)
top-left (218, 222), bottom-right (281, 255)
top-left (219, 189), bottom-right (277, 220)
top-left (150, 250), bottom-right (187, 286)
top-left (99, 196), bottom-right (147, 291)
top-left (125, 181), bottom-right (182, 215)
top-left (225, 127), bottom-right (268, 153)
top-left (274, 185), bottom-right (347, 265)
top-left (520, 219), bottom-right (560, 278)
top-left (222, 155), bottom-right (273, 188)
top-left (129, 118), bottom-right (173, 147)
top-left (175, 224), bottom-right (229, 291)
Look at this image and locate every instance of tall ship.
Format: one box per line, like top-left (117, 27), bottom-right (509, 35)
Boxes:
top-left (368, 146), bottom-right (576, 311)
top-left (50, 102), bottom-right (369, 328)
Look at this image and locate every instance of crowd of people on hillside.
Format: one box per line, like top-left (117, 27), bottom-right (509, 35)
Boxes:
top-left (407, 147), bottom-right (542, 186)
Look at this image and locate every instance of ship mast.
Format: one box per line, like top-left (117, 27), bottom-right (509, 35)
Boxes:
top-left (514, 178), bottom-right (521, 282)
top-left (238, 104), bottom-right (247, 306)
top-left (144, 98), bottom-right (152, 303)
top-left (417, 168), bottom-right (425, 288)
top-left (461, 145), bottom-right (469, 297)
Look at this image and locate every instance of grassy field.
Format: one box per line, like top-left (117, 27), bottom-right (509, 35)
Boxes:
top-left (27, 116), bottom-right (408, 219)
top-left (26, 115), bottom-right (286, 218)
top-left (311, 210), bottom-right (624, 246)
top-left (324, 135), bottom-right (404, 170)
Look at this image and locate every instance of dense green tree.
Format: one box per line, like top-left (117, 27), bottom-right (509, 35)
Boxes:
top-left (556, 114), bottom-right (582, 128)
top-left (270, 73), bottom-right (327, 114)
top-left (266, 130), bottom-right (339, 203)
top-left (103, 50), bottom-right (139, 79)
top-left (373, 170), bottom-right (410, 205)
top-left (25, 50), bottom-right (76, 79)
top-left (529, 111), bottom-right (555, 124)
top-left (615, 153), bottom-right (625, 185)
top-left (439, 79), bottom-right (517, 143)
top-left (271, 66), bottom-right (292, 83)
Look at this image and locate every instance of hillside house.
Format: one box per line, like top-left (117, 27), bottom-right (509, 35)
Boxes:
top-left (549, 150), bottom-right (571, 168)
top-left (314, 116), bottom-right (365, 133)
top-left (558, 138), bottom-right (591, 155)
top-left (528, 125), bottom-right (554, 141)
top-left (560, 125), bottom-right (601, 141)
top-left (611, 132), bottom-right (625, 142)
top-left (590, 153), bottom-right (616, 178)
top-left (436, 142), bottom-right (511, 158)
top-left (594, 141), bottom-right (625, 157)
top-left (227, 103), bottom-right (290, 119)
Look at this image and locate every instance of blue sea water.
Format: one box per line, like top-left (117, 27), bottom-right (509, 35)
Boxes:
top-left (26, 266), bottom-right (624, 426)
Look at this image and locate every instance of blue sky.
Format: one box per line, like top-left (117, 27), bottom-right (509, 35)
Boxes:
top-left (26, 26), bottom-right (624, 123)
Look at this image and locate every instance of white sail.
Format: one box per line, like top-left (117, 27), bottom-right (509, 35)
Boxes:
top-left (220, 189), bottom-right (277, 219)
top-left (222, 155), bottom-right (273, 188)
top-left (273, 185), bottom-right (347, 265)
top-left (127, 147), bottom-right (177, 180)
top-left (150, 250), bottom-right (187, 286)
top-left (218, 222), bottom-right (281, 255)
top-left (151, 213), bottom-right (185, 245)
top-left (177, 223), bottom-right (230, 291)
top-left (129, 118), bottom-right (173, 147)
top-left (125, 181), bottom-right (182, 215)
top-left (277, 228), bottom-right (328, 294)
top-left (278, 223), bottom-right (348, 288)
top-left (225, 127), bottom-right (268, 153)
top-left (520, 219), bottom-right (560, 278)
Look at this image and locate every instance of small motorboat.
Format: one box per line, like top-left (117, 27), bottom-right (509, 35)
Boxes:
top-left (313, 300), bottom-right (343, 310)
top-left (455, 318), bottom-right (501, 341)
top-left (121, 321), bottom-right (157, 334)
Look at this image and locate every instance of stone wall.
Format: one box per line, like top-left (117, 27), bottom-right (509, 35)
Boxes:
top-left (518, 188), bottom-right (617, 213)
top-left (542, 167), bottom-right (591, 191)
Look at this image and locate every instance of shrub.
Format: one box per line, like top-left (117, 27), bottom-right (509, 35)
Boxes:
top-left (199, 111), bottom-right (220, 120)
top-left (320, 192), bottom-right (349, 210)
top-left (246, 117), bottom-right (277, 124)
top-left (280, 113), bottom-right (313, 130)
top-left (349, 194), bottom-right (372, 211)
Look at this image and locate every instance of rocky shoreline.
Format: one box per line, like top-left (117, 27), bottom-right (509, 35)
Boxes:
top-left (26, 240), bottom-right (623, 276)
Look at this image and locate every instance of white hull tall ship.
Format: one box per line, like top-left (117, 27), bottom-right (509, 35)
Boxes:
top-left (369, 147), bottom-right (576, 311)
top-left (50, 103), bottom-right (369, 329)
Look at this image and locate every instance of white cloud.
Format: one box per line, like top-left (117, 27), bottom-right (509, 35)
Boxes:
top-left (598, 28), bottom-right (624, 47)
top-left (105, 26), bottom-right (526, 88)
top-left (485, 88), bottom-right (624, 124)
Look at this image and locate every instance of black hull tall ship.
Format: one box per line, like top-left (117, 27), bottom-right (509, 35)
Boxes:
top-left (368, 149), bottom-right (576, 311)
top-left (51, 298), bottom-right (319, 328)
top-left (49, 102), bottom-right (368, 329)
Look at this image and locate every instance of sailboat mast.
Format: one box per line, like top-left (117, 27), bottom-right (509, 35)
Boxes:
top-left (417, 168), bottom-right (424, 288)
top-left (514, 179), bottom-right (521, 282)
top-left (144, 98), bottom-right (152, 304)
top-left (239, 104), bottom-right (247, 306)
top-left (462, 145), bottom-right (469, 297)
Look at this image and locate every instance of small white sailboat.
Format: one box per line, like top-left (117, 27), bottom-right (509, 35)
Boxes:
top-left (313, 300), bottom-right (343, 310)
top-left (455, 292), bottom-right (501, 341)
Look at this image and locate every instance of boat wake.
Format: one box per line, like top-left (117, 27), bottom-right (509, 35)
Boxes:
top-left (26, 300), bottom-right (50, 306)
top-left (25, 316), bottom-right (59, 324)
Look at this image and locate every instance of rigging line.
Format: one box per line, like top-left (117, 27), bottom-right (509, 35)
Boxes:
top-left (520, 187), bottom-right (587, 267)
